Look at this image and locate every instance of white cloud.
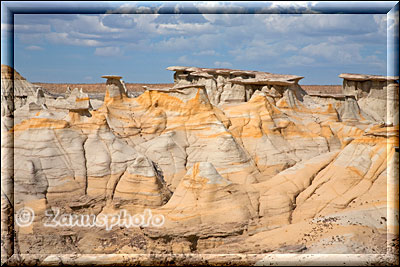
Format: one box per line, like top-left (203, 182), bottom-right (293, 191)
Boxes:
top-left (25, 45), bottom-right (43, 51)
top-left (51, 15), bottom-right (123, 34)
top-left (260, 14), bottom-right (378, 35)
top-left (132, 14), bottom-right (160, 33)
top-left (202, 14), bottom-right (247, 26)
top-left (12, 11), bottom-right (389, 78)
top-left (194, 1), bottom-right (245, 14)
top-left (113, 3), bottom-right (157, 14)
top-left (270, 1), bottom-right (318, 8)
top-left (373, 14), bottom-right (387, 35)
top-left (68, 32), bottom-right (103, 39)
top-left (94, 46), bottom-right (122, 56)
top-left (14, 24), bottom-right (51, 33)
top-left (194, 1), bottom-right (229, 8)
top-left (156, 22), bottom-right (213, 35)
top-left (46, 32), bottom-right (102, 46)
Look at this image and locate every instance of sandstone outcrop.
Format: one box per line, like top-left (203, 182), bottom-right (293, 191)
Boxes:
top-left (1, 66), bottom-right (398, 264)
top-left (339, 73), bottom-right (399, 125)
top-left (1, 64), bottom-right (38, 116)
top-left (167, 66), bottom-right (305, 106)
top-left (156, 162), bottom-right (259, 226)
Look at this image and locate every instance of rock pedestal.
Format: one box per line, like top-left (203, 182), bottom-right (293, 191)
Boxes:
top-left (166, 66), bottom-right (305, 106)
top-left (102, 75), bottom-right (127, 100)
top-left (339, 73), bottom-right (399, 125)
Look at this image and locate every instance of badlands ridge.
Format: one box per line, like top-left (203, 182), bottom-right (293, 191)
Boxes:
top-left (1, 64), bottom-right (399, 264)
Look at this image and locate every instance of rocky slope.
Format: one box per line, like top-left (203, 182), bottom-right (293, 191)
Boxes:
top-left (1, 66), bottom-right (399, 265)
top-left (1, 64), bottom-right (39, 117)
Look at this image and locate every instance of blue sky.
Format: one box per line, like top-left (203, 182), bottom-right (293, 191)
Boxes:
top-left (1, 1), bottom-right (399, 84)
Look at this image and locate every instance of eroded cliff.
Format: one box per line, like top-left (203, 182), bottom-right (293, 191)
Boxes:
top-left (1, 66), bottom-right (399, 262)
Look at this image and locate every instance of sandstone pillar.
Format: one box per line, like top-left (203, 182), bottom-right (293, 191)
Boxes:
top-left (101, 75), bottom-right (127, 100)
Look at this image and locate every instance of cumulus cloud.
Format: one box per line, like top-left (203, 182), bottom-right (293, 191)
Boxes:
top-left (51, 15), bottom-right (123, 34)
top-left (194, 1), bottom-right (247, 15)
top-left (113, 3), bottom-right (158, 14)
top-left (14, 13), bottom-right (386, 52)
top-left (260, 14), bottom-right (378, 35)
top-left (12, 9), bottom-right (391, 82)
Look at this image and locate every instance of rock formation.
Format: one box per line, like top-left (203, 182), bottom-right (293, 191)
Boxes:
top-left (1, 64), bottom-right (38, 116)
top-left (1, 65), bottom-right (398, 265)
top-left (339, 73), bottom-right (399, 125)
top-left (167, 66), bottom-right (306, 106)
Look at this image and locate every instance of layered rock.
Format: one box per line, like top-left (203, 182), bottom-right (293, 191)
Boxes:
top-left (2, 66), bottom-right (398, 260)
top-left (339, 73), bottom-right (399, 124)
top-left (100, 79), bottom-right (262, 190)
top-left (167, 66), bottom-right (304, 106)
top-left (292, 127), bottom-right (396, 222)
top-left (157, 162), bottom-right (258, 226)
top-left (1, 64), bottom-right (38, 116)
top-left (307, 93), bottom-right (376, 123)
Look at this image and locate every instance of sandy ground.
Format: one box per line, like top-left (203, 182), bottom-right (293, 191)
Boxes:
top-left (301, 85), bottom-right (342, 94)
top-left (33, 83), bottom-right (175, 94)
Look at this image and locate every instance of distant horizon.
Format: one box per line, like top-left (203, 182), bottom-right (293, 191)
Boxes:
top-left (4, 62), bottom-right (347, 85)
top-left (29, 81), bottom-right (343, 86)
top-left (4, 61), bottom-right (399, 86)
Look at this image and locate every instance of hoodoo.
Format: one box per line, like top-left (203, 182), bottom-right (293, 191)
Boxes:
top-left (339, 73), bottom-right (399, 125)
top-left (166, 66), bottom-right (306, 105)
top-left (2, 65), bottom-right (398, 259)
top-left (102, 75), bottom-right (127, 100)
